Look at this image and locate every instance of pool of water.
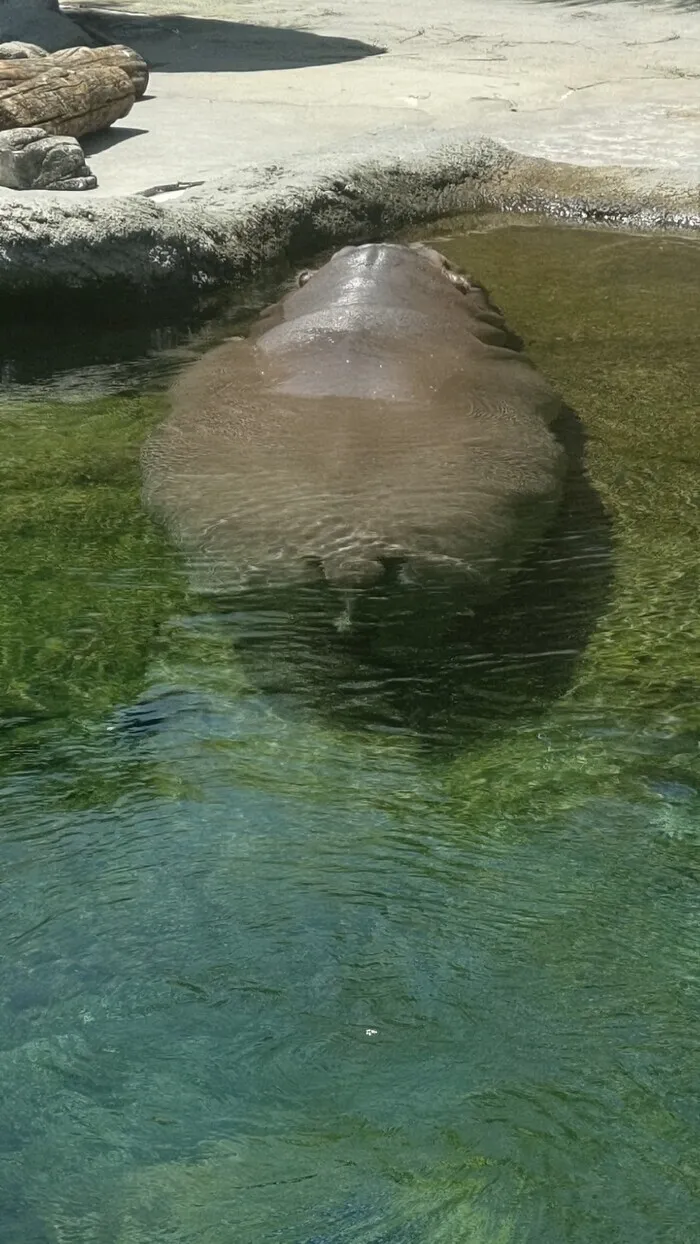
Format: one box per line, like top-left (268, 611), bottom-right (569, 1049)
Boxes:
top-left (1, 219), bottom-right (699, 1243)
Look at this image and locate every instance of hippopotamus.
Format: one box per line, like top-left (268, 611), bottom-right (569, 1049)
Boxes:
top-left (143, 242), bottom-right (568, 630)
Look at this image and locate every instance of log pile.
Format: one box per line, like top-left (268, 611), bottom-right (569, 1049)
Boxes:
top-left (0, 43), bottom-right (148, 138)
top-left (0, 42), bottom-right (149, 189)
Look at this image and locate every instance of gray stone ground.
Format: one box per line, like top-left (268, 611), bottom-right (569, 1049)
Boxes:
top-left (0, 0), bottom-right (698, 292)
top-left (61, 0), bottom-right (700, 196)
top-left (0, 0), bottom-right (91, 50)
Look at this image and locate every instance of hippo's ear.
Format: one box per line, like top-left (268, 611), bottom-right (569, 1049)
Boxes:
top-left (446, 270), bottom-right (473, 296)
top-left (409, 241), bottom-right (447, 269)
top-left (410, 243), bottom-right (474, 292)
top-left (297, 269), bottom-right (313, 287)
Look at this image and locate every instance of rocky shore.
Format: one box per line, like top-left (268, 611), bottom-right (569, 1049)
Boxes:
top-left (0, 0), bottom-right (698, 298)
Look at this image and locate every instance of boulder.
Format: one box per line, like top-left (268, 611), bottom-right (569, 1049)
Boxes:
top-left (0, 124), bottom-right (96, 189)
top-left (0, 0), bottom-right (93, 54)
top-left (0, 42), bottom-right (49, 59)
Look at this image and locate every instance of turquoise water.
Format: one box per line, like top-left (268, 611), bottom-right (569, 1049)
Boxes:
top-left (1, 221), bottom-right (699, 1243)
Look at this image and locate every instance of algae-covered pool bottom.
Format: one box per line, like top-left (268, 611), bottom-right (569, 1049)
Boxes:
top-left (0, 220), bottom-right (699, 1244)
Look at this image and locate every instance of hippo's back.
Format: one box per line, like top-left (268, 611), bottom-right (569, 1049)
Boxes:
top-left (144, 243), bottom-right (567, 598)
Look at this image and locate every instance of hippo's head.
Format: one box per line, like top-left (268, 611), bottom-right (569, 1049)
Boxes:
top-left (293, 242), bottom-right (513, 344)
top-left (296, 241), bottom-right (476, 297)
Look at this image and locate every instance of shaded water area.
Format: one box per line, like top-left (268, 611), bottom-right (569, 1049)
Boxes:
top-left (1, 220), bottom-right (699, 1243)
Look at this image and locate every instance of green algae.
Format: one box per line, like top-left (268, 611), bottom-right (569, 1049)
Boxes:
top-left (2, 220), bottom-right (700, 1244)
top-left (433, 222), bottom-right (700, 719)
top-left (408, 220), bottom-right (700, 828)
top-left (3, 219), bottom-right (697, 835)
top-left (128, 220), bottom-right (700, 837)
top-left (88, 1136), bottom-right (513, 1244)
top-left (1, 219), bottom-right (698, 1244)
top-left (0, 393), bottom-right (185, 728)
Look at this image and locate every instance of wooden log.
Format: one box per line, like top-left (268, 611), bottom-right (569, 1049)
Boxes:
top-left (0, 60), bottom-right (71, 86)
top-left (0, 63), bottom-right (135, 136)
top-left (50, 44), bottom-right (149, 99)
top-left (0, 47), bottom-right (148, 99)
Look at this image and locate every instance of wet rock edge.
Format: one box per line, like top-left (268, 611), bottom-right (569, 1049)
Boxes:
top-left (0, 133), bottom-right (698, 312)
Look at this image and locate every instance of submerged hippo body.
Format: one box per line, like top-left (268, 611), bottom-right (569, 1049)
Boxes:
top-left (144, 243), bottom-right (567, 622)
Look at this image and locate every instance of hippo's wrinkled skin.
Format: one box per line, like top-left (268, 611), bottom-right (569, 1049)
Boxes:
top-left (143, 243), bottom-right (567, 622)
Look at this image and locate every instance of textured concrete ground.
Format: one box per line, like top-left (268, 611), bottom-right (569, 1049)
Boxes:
top-left (50, 0), bottom-right (700, 200)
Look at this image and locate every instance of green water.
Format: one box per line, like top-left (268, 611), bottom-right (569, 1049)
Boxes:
top-left (1, 220), bottom-right (699, 1244)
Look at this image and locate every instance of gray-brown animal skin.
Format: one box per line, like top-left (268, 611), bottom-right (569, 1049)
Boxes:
top-left (143, 242), bottom-right (567, 625)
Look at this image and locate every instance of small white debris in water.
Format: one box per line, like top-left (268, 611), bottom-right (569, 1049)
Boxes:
top-left (365, 1028), bottom-right (378, 1037)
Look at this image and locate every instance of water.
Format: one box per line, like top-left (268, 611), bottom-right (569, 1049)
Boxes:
top-left (1, 219), bottom-right (699, 1243)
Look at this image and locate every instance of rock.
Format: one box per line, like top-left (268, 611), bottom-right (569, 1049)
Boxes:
top-left (0, 136), bottom-right (697, 300)
top-left (0, 62), bottom-right (135, 137)
top-left (0, 124), bottom-right (96, 189)
top-left (0, 42), bottom-right (48, 59)
top-left (50, 44), bottom-right (149, 99)
top-left (0, 0), bottom-right (93, 54)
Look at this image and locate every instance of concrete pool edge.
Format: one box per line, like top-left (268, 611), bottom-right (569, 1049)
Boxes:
top-left (1, 130), bottom-right (699, 299)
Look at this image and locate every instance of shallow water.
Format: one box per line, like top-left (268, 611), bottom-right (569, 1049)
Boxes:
top-left (1, 219), bottom-right (699, 1244)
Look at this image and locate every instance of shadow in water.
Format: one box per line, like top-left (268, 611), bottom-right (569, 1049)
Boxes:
top-left (150, 404), bottom-right (613, 754)
top-left (73, 8), bottom-right (385, 73)
top-left (0, 271), bottom-right (285, 401)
